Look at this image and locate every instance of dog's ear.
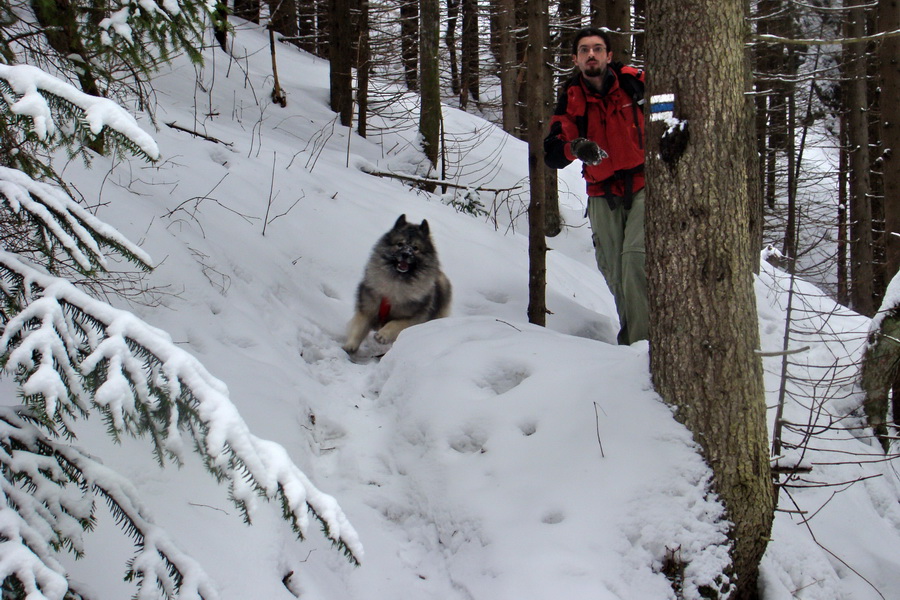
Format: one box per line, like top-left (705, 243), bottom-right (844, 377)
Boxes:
top-left (419, 219), bottom-right (430, 236)
top-left (393, 214), bottom-right (407, 230)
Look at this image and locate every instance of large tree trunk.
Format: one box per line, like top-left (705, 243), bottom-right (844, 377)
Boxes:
top-left (420, 0), bottom-right (441, 181)
top-left (645, 0), bottom-right (774, 597)
top-left (526, 0), bottom-right (549, 325)
top-left (845, 2), bottom-right (876, 316)
top-left (879, 0), bottom-right (900, 285)
top-left (329, 0), bottom-right (354, 126)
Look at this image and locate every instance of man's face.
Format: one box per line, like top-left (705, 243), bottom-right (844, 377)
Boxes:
top-left (573, 35), bottom-right (612, 78)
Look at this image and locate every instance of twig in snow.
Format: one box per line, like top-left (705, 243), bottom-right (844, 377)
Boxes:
top-left (594, 402), bottom-right (606, 458)
top-left (165, 122), bottom-right (233, 147)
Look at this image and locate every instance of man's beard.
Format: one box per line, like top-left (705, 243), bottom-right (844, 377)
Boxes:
top-left (582, 65), bottom-right (606, 78)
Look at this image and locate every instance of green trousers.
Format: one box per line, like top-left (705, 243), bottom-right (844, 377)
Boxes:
top-left (586, 189), bottom-right (649, 345)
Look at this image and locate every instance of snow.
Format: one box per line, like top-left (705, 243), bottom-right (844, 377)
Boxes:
top-left (0, 64), bottom-right (160, 160)
top-left (5, 21), bottom-right (900, 600)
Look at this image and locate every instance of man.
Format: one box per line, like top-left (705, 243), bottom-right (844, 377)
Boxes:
top-left (544, 27), bottom-right (647, 345)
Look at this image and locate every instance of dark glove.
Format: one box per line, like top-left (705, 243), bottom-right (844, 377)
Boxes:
top-left (570, 138), bottom-right (607, 166)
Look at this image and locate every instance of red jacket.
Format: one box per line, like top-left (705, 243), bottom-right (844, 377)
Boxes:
top-left (544, 67), bottom-right (645, 198)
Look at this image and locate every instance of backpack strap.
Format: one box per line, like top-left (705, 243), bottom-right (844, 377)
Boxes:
top-left (609, 62), bottom-right (645, 105)
top-left (602, 165), bottom-right (645, 211)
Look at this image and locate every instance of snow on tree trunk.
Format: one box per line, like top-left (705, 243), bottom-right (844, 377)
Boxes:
top-left (644, 0), bottom-right (774, 597)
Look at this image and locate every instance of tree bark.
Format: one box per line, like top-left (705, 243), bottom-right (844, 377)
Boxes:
top-left (401, 0), bottom-right (420, 91)
top-left (607, 0), bottom-right (634, 63)
top-left (269, 0), bottom-right (298, 39)
top-left (645, 0), bottom-right (774, 597)
top-left (879, 0), bottom-right (900, 285)
top-left (234, 0), bottom-right (260, 23)
top-left (526, 0), bottom-right (549, 325)
top-left (460, 0), bottom-right (480, 108)
top-left (446, 0), bottom-right (461, 96)
top-left (490, 0), bottom-right (519, 136)
top-left (845, 2), bottom-right (876, 316)
top-left (297, 0), bottom-right (317, 52)
top-left (329, 0), bottom-right (354, 126)
top-left (861, 304), bottom-right (900, 453)
top-left (420, 0), bottom-right (441, 182)
top-left (356, 0), bottom-right (370, 138)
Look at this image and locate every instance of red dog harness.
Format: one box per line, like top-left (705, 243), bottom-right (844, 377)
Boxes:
top-left (378, 297), bottom-right (391, 325)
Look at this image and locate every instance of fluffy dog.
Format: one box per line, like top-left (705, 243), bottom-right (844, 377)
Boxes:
top-left (342, 215), bottom-right (452, 354)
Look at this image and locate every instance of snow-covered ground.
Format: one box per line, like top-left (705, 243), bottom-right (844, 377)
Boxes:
top-left (21, 21), bottom-right (900, 600)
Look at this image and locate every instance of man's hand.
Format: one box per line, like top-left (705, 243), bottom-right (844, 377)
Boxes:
top-left (570, 138), bottom-right (608, 165)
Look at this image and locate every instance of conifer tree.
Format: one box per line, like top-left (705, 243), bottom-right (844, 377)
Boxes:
top-left (0, 48), bottom-right (360, 600)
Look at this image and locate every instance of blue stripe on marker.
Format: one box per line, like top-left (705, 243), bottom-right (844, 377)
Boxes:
top-left (651, 101), bottom-right (675, 114)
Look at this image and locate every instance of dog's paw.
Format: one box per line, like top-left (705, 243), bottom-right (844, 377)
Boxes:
top-left (374, 325), bottom-right (399, 345)
top-left (342, 342), bottom-right (359, 354)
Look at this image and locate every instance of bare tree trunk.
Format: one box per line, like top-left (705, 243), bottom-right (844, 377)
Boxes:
top-left (645, 0), bottom-right (774, 596)
top-left (879, 0), bottom-right (900, 284)
top-left (743, 0), bottom-right (763, 268)
top-left (845, 2), bottom-right (876, 316)
top-left (446, 0), bottom-right (461, 97)
top-left (330, 0), bottom-right (354, 126)
top-left (234, 0), bottom-right (261, 23)
top-left (298, 0), bottom-right (317, 52)
top-left (460, 0), bottom-right (480, 108)
top-left (269, 0), bottom-right (298, 38)
top-left (490, 0), bottom-right (519, 135)
top-left (545, 0), bottom-right (584, 239)
top-left (526, 0), bottom-right (549, 325)
top-left (589, 0), bottom-right (607, 28)
top-left (590, 0), bottom-right (640, 62)
top-left (515, 1), bottom-right (529, 137)
top-left (420, 0), bottom-right (441, 182)
top-left (557, 0), bottom-right (582, 38)
top-left (401, 0), bottom-right (420, 91)
top-left (317, 0), bottom-right (330, 57)
top-left (213, 1), bottom-right (229, 52)
top-left (632, 0), bottom-right (646, 60)
top-left (605, 0), bottom-right (633, 63)
top-left (356, 0), bottom-right (370, 138)
top-left (838, 115), bottom-right (850, 306)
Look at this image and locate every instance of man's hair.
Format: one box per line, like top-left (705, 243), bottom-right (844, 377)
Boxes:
top-left (571, 27), bottom-right (612, 56)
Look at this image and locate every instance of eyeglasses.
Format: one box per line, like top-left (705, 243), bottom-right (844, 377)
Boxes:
top-left (577, 45), bottom-right (607, 55)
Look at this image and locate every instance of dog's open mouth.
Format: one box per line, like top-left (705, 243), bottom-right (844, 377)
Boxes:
top-left (396, 260), bottom-right (410, 273)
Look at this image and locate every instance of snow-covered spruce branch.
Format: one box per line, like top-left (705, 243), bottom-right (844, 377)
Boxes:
top-left (0, 406), bottom-right (221, 600)
top-left (0, 64), bottom-right (159, 162)
top-left (0, 166), bottom-right (153, 275)
top-left (0, 252), bottom-right (363, 571)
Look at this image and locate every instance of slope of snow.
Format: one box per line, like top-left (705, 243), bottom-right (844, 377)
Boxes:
top-left (20, 21), bottom-right (900, 600)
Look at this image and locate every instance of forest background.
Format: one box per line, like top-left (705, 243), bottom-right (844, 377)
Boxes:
top-left (3, 0), bottom-right (900, 599)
